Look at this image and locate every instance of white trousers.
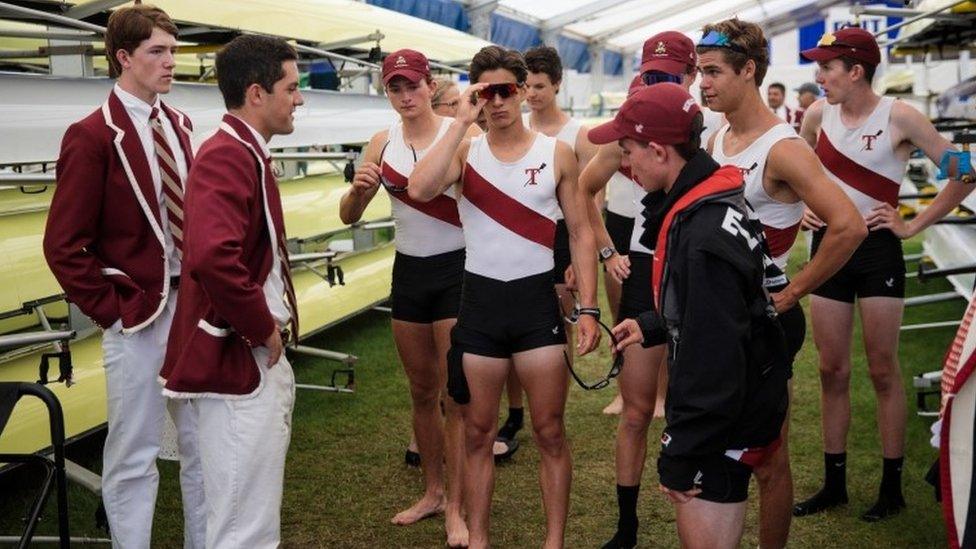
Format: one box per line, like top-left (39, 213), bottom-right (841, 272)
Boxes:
top-left (101, 294), bottom-right (207, 549)
top-left (195, 347), bottom-right (295, 549)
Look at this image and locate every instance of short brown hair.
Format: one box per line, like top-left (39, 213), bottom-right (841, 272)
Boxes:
top-left (470, 46), bottom-right (528, 85)
top-left (105, 5), bottom-right (178, 78)
top-left (524, 45), bottom-right (562, 85)
top-left (839, 56), bottom-right (877, 84)
top-left (697, 18), bottom-right (770, 86)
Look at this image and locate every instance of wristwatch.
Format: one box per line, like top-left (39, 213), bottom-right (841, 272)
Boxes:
top-left (599, 246), bottom-right (617, 262)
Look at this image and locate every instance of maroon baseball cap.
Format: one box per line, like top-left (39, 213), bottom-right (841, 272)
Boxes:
top-left (640, 31), bottom-right (697, 76)
top-left (800, 27), bottom-right (881, 66)
top-left (589, 83), bottom-right (701, 146)
top-left (382, 49), bottom-right (431, 84)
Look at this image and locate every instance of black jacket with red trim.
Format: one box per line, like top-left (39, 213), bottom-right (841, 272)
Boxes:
top-left (634, 150), bottom-right (790, 492)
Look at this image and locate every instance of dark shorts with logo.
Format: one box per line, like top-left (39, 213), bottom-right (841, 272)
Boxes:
top-left (451, 270), bottom-right (566, 358)
top-left (552, 219), bottom-right (572, 284)
top-left (619, 252), bottom-right (655, 320)
top-left (605, 210), bottom-right (634, 256)
top-left (391, 249), bottom-right (465, 323)
top-left (810, 228), bottom-right (905, 302)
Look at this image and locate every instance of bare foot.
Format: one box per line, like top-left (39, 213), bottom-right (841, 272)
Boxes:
top-left (445, 505), bottom-right (469, 547)
top-left (391, 495), bottom-right (445, 525)
top-left (602, 393), bottom-right (623, 415)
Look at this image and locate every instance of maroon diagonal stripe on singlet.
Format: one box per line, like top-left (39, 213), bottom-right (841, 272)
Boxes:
top-left (815, 132), bottom-right (899, 207)
top-left (462, 164), bottom-right (556, 249)
top-left (381, 162), bottom-right (462, 227)
top-left (763, 222), bottom-right (801, 259)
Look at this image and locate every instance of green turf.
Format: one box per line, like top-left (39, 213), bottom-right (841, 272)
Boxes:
top-left (0, 236), bottom-right (965, 547)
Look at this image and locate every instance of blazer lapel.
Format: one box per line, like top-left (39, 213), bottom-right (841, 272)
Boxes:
top-left (103, 91), bottom-right (164, 244)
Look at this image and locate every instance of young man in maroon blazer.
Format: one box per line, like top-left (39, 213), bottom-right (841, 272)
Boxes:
top-left (42, 6), bottom-right (206, 548)
top-left (159, 34), bottom-right (303, 547)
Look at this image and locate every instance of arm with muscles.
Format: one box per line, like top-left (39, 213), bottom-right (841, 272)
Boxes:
top-left (579, 144), bottom-right (631, 283)
top-left (558, 142), bottom-right (600, 355)
top-left (339, 131), bottom-right (385, 224)
top-left (767, 139), bottom-right (867, 311)
top-left (408, 84), bottom-right (487, 202)
top-left (798, 100), bottom-right (828, 231)
top-left (657, 226), bottom-right (753, 496)
top-left (183, 147), bottom-right (280, 364)
top-left (866, 102), bottom-right (976, 238)
top-left (42, 123), bottom-right (120, 328)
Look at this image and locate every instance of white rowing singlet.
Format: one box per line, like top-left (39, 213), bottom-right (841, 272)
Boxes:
top-left (460, 133), bottom-right (559, 281)
top-left (816, 96), bottom-right (907, 218)
top-left (380, 117), bottom-right (465, 257)
top-left (711, 123), bottom-right (804, 271)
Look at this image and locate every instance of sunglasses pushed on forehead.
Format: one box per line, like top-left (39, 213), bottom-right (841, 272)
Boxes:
top-left (698, 30), bottom-right (749, 55)
top-left (474, 82), bottom-right (519, 101)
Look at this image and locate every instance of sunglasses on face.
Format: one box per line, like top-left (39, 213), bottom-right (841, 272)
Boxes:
top-left (474, 82), bottom-right (520, 102)
top-left (698, 30), bottom-right (749, 55)
top-left (563, 294), bottom-right (625, 391)
top-left (641, 71), bottom-right (684, 86)
top-left (432, 99), bottom-right (460, 109)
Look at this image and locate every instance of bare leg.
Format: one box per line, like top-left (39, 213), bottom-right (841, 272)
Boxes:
top-left (602, 275), bottom-right (626, 415)
top-left (513, 344), bottom-right (572, 549)
top-left (433, 319), bottom-right (469, 547)
top-left (653, 354), bottom-right (667, 418)
top-left (810, 296), bottom-right (856, 454)
top-left (755, 381), bottom-right (792, 549)
top-left (391, 320), bottom-right (446, 525)
top-left (674, 497), bottom-right (747, 549)
top-left (858, 297), bottom-right (906, 459)
top-left (462, 354), bottom-right (510, 549)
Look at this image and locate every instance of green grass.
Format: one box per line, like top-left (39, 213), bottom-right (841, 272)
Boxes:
top-left (0, 236), bottom-right (964, 547)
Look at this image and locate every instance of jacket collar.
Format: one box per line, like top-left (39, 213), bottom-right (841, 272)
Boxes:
top-left (640, 149), bottom-right (721, 247)
top-left (102, 89), bottom-right (164, 241)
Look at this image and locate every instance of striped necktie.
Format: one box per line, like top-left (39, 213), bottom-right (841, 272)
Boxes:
top-left (149, 107), bottom-right (184, 257)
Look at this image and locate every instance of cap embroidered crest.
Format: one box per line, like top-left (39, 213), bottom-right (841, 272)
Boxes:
top-left (682, 98), bottom-right (695, 112)
top-left (395, 55), bottom-right (407, 66)
top-left (817, 32), bottom-right (837, 47)
top-left (635, 123), bottom-right (644, 134)
top-left (655, 41), bottom-right (667, 55)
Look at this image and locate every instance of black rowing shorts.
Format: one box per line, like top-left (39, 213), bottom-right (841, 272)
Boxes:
top-left (605, 210), bottom-right (634, 255)
top-left (452, 270), bottom-right (566, 358)
top-left (619, 252), bottom-right (655, 320)
top-left (553, 219), bottom-right (572, 284)
top-left (810, 228), bottom-right (905, 302)
top-left (391, 249), bottom-right (464, 323)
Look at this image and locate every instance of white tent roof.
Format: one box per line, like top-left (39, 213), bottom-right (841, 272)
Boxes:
top-left (492, 0), bottom-right (849, 51)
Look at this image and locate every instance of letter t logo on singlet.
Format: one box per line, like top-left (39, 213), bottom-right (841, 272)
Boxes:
top-left (861, 129), bottom-right (883, 151)
top-left (738, 162), bottom-right (758, 177)
top-left (524, 163), bottom-right (547, 186)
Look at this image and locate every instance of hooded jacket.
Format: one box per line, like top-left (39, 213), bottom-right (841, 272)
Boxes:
top-left (634, 150), bottom-right (789, 491)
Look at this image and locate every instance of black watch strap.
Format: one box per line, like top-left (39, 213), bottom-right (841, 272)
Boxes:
top-left (577, 307), bottom-right (601, 320)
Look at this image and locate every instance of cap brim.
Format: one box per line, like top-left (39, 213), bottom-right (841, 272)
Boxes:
top-left (800, 47), bottom-right (842, 62)
top-left (383, 69), bottom-right (425, 84)
top-left (588, 120), bottom-right (628, 145)
top-left (639, 58), bottom-right (688, 77)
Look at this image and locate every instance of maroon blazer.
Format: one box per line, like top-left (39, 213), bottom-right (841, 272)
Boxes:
top-left (161, 114), bottom-right (291, 397)
top-left (43, 90), bottom-right (193, 332)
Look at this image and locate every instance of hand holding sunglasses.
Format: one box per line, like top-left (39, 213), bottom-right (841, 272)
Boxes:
top-left (457, 82), bottom-right (491, 127)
